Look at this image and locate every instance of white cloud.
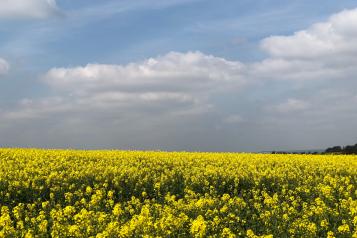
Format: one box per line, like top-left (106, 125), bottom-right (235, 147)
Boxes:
top-left (0, 58), bottom-right (10, 75)
top-left (43, 51), bottom-right (245, 93)
top-left (0, 0), bottom-right (59, 19)
top-left (245, 8), bottom-right (357, 84)
top-left (270, 99), bottom-right (309, 113)
top-left (261, 8), bottom-right (357, 59)
top-left (5, 51), bottom-right (245, 121)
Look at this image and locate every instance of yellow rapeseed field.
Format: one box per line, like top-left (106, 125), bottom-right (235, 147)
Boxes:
top-left (0, 149), bottom-right (356, 237)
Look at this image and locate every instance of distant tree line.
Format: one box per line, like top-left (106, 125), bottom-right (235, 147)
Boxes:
top-left (325, 143), bottom-right (357, 154)
top-left (271, 151), bottom-right (320, 155)
top-left (269, 143), bottom-right (357, 155)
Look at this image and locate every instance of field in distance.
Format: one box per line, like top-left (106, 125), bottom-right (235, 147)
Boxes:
top-left (0, 149), bottom-right (356, 237)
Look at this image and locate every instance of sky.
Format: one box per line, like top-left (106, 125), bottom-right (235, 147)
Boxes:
top-left (1, 0), bottom-right (357, 152)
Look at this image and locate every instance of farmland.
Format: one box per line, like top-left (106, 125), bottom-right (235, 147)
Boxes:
top-left (0, 149), bottom-right (356, 237)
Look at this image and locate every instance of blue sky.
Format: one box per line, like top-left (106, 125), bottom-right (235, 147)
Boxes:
top-left (1, 0), bottom-right (357, 151)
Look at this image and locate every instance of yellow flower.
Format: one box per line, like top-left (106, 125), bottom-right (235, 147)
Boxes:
top-left (191, 215), bottom-right (207, 238)
top-left (337, 224), bottom-right (350, 233)
top-left (222, 227), bottom-right (236, 238)
top-left (320, 219), bottom-right (328, 228)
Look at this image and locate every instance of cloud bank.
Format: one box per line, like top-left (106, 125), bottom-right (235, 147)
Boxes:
top-left (44, 51), bottom-right (245, 94)
top-left (5, 51), bottom-right (245, 122)
top-left (0, 0), bottom-right (59, 19)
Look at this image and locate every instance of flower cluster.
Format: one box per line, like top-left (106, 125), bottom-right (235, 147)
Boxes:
top-left (0, 149), bottom-right (356, 237)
